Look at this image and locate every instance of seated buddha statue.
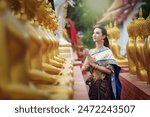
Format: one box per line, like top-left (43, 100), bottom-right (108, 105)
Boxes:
top-left (25, 21), bottom-right (58, 84)
top-left (32, 26), bottom-right (73, 98)
top-left (45, 29), bottom-right (65, 68)
top-left (35, 3), bottom-right (66, 73)
top-left (45, 9), bottom-right (73, 70)
top-left (48, 29), bottom-right (73, 76)
top-left (44, 4), bottom-right (66, 63)
top-left (110, 21), bottom-right (128, 66)
top-left (135, 8), bottom-right (148, 81)
top-left (10, 0), bottom-right (58, 85)
top-left (126, 12), bottom-right (138, 75)
top-left (46, 29), bottom-right (71, 65)
top-left (48, 29), bottom-right (66, 64)
top-left (35, 1), bottom-right (74, 85)
top-left (26, 23), bottom-right (73, 99)
top-left (0, 1), bottom-right (49, 99)
top-left (38, 27), bottom-right (62, 75)
top-left (40, 6), bottom-right (73, 75)
top-left (24, 0), bottom-right (73, 99)
top-left (144, 14), bottom-right (150, 84)
top-left (40, 28), bottom-right (74, 85)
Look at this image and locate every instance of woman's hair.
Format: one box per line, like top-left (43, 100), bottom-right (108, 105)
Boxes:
top-left (93, 25), bottom-right (110, 48)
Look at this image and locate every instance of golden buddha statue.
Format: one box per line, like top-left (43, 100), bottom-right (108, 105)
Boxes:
top-left (0, 0), bottom-right (49, 99)
top-left (23, 0), bottom-right (73, 99)
top-left (42, 4), bottom-right (73, 75)
top-left (135, 8), bottom-right (148, 81)
top-left (38, 26), bottom-right (62, 74)
top-left (46, 31), bottom-right (74, 85)
top-left (51, 35), bottom-right (74, 76)
top-left (35, 2), bottom-right (65, 68)
top-left (35, 28), bottom-right (73, 98)
top-left (38, 29), bottom-right (73, 94)
top-left (1, 0), bottom-right (73, 100)
top-left (126, 12), bottom-right (138, 75)
top-left (10, 0), bottom-right (58, 85)
top-left (36, 2), bottom-right (74, 85)
top-left (26, 23), bottom-right (73, 99)
top-left (106, 23), bottom-right (113, 49)
top-left (44, 3), bottom-right (66, 63)
top-left (110, 21), bottom-right (128, 66)
top-left (25, 21), bottom-right (58, 84)
top-left (45, 29), bottom-right (64, 68)
top-left (144, 14), bottom-right (150, 84)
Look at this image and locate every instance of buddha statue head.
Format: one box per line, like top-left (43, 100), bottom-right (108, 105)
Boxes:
top-left (127, 11), bottom-right (136, 38)
top-left (113, 21), bottom-right (120, 39)
top-left (107, 22), bottom-right (113, 39)
top-left (23, 0), bottom-right (37, 19)
top-left (135, 8), bottom-right (145, 37)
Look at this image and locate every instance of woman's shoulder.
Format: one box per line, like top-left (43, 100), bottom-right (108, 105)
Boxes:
top-left (104, 47), bottom-right (114, 58)
top-left (103, 47), bottom-right (111, 51)
top-left (102, 47), bottom-right (113, 53)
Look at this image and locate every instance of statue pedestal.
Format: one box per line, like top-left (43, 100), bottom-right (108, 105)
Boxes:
top-left (119, 72), bottom-right (150, 100)
top-left (73, 66), bottom-right (89, 100)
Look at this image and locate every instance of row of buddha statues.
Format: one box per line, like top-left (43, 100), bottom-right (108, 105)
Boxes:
top-left (105, 8), bottom-right (150, 84)
top-left (127, 8), bottom-right (150, 84)
top-left (0, 0), bottom-right (74, 99)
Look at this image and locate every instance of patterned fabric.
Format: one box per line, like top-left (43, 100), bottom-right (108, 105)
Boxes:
top-left (87, 75), bottom-right (115, 100)
top-left (86, 47), bottom-right (122, 100)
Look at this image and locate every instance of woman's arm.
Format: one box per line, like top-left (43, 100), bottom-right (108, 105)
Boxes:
top-left (89, 62), bottom-right (112, 75)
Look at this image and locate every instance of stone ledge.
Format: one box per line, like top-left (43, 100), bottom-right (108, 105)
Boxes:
top-left (73, 66), bottom-right (89, 100)
top-left (120, 72), bottom-right (150, 100)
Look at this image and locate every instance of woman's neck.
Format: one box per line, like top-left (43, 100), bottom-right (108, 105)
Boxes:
top-left (95, 42), bottom-right (104, 49)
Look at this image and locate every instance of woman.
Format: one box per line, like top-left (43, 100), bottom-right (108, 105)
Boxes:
top-left (82, 25), bottom-right (122, 100)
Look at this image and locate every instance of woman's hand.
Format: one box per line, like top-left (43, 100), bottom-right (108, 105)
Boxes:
top-left (87, 55), bottom-right (95, 63)
top-left (89, 62), bottom-right (97, 68)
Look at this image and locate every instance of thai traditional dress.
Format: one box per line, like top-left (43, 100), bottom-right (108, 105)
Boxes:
top-left (85, 46), bottom-right (122, 100)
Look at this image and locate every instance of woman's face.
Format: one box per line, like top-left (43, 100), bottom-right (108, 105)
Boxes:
top-left (92, 28), bottom-right (105, 42)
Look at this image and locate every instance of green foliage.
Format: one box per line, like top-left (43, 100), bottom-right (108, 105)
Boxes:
top-left (82, 29), bottom-right (95, 49)
top-left (66, 0), bottom-right (112, 49)
top-left (66, 0), bottom-right (150, 50)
